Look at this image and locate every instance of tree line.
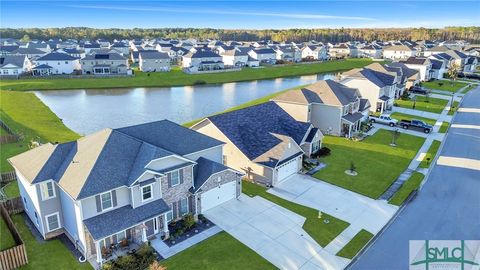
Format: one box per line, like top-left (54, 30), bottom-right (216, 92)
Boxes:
top-left (1, 27), bottom-right (479, 43)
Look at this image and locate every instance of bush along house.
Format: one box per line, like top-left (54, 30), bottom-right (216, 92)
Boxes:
top-left (8, 120), bottom-right (242, 268)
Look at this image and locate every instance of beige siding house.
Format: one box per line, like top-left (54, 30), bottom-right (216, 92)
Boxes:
top-left (139, 51), bottom-right (170, 72)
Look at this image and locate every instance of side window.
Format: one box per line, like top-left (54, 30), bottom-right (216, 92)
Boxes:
top-left (170, 170), bottom-right (180, 186)
top-left (101, 192), bottom-right (113, 210)
top-left (46, 212), bottom-right (60, 232)
top-left (41, 181), bottom-right (56, 201)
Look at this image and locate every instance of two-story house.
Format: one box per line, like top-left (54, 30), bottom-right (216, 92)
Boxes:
top-left (0, 55), bottom-right (32, 76)
top-left (81, 52), bottom-right (129, 75)
top-left (400, 57), bottom-right (432, 81)
top-left (182, 49), bottom-right (224, 71)
top-left (220, 48), bottom-right (249, 67)
top-left (340, 63), bottom-right (399, 113)
top-left (8, 120), bottom-right (242, 268)
top-left (274, 46), bottom-right (301, 62)
top-left (138, 51), bottom-right (170, 72)
top-left (272, 80), bottom-right (370, 138)
top-left (301, 45), bottom-right (328, 60)
top-left (383, 45), bottom-right (417, 60)
top-left (247, 48), bottom-right (277, 64)
top-left (35, 52), bottom-right (80, 74)
top-left (192, 101), bottom-right (323, 187)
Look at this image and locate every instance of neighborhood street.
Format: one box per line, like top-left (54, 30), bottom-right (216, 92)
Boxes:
top-left (349, 87), bottom-right (480, 270)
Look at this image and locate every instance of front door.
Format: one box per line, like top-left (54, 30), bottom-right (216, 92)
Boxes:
top-left (153, 217), bottom-right (159, 234)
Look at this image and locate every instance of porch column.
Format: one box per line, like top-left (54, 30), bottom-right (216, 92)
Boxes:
top-left (349, 124), bottom-right (353, 138)
top-left (163, 213), bottom-right (169, 239)
top-left (142, 226), bottom-right (147, 242)
top-left (96, 241), bottom-right (102, 265)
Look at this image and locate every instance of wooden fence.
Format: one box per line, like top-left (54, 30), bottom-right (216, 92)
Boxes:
top-left (0, 172), bottom-right (16, 185)
top-left (0, 120), bottom-right (21, 145)
top-left (0, 204), bottom-right (28, 270)
top-left (2, 198), bottom-right (23, 215)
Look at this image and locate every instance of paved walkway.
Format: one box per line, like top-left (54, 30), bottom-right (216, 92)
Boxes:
top-left (269, 174), bottom-right (398, 235)
top-left (204, 194), bottom-right (350, 270)
top-left (151, 226), bottom-right (222, 259)
top-left (324, 225), bottom-right (363, 255)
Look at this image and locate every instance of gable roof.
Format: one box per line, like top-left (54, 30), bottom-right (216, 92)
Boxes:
top-left (206, 101), bottom-right (311, 168)
top-left (192, 157), bottom-right (233, 192)
top-left (8, 120), bottom-right (224, 200)
top-left (0, 55), bottom-right (27, 68)
top-left (401, 57), bottom-right (430, 65)
top-left (183, 50), bottom-right (221, 59)
top-left (37, 52), bottom-right (77, 61)
top-left (139, 51), bottom-right (169, 60)
top-left (82, 53), bottom-right (126, 61)
top-left (383, 45), bottom-right (414, 51)
top-left (273, 79), bottom-right (358, 106)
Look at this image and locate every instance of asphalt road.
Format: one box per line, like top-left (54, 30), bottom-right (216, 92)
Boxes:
top-left (349, 86), bottom-right (480, 270)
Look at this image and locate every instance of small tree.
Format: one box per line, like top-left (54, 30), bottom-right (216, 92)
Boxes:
top-left (391, 129), bottom-right (401, 146)
top-left (20, 34), bottom-right (30, 42)
top-left (349, 161), bottom-right (356, 173)
top-left (447, 62), bottom-right (459, 81)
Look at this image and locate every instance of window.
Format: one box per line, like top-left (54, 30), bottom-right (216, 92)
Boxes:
top-left (101, 192), bottom-right (113, 210)
top-left (34, 212), bottom-right (39, 226)
top-left (222, 155), bottom-right (227, 165)
top-left (23, 197), bottom-right (28, 212)
top-left (116, 231), bottom-right (126, 242)
top-left (179, 198), bottom-right (188, 216)
top-left (46, 212), bottom-right (60, 232)
top-left (166, 210), bottom-right (173, 222)
top-left (170, 170), bottom-right (180, 186)
top-left (41, 181), bottom-right (56, 200)
top-left (141, 185), bottom-right (152, 202)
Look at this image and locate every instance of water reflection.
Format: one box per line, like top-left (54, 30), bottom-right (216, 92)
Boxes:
top-left (35, 73), bottom-right (336, 135)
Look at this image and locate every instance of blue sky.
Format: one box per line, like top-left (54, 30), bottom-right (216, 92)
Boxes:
top-left (1, 1), bottom-right (479, 29)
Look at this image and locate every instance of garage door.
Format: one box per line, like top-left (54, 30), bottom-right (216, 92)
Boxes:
top-left (201, 181), bottom-right (236, 212)
top-left (276, 157), bottom-right (300, 182)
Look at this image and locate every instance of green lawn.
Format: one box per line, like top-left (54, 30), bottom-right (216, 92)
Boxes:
top-left (242, 180), bottom-right (349, 247)
top-left (439, 122), bottom-right (450, 133)
top-left (0, 126), bottom-right (10, 135)
top-left (390, 112), bottom-right (437, 126)
top-left (11, 214), bottom-right (92, 270)
top-left (2, 180), bottom-right (20, 198)
top-left (0, 59), bottom-right (373, 91)
top-left (448, 101), bottom-right (460, 115)
top-left (422, 80), bottom-right (468, 93)
top-left (162, 232), bottom-right (276, 270)
top-left (336, 229), bottom-right (374, 259)
top-left (461, 84), bottom-right (477, 93)
top-left (314, 130), bottom-right (425, 199)
top-left (0, 216), bottom-right (16, 251)
top-left (389, 172), bottom-right (425, 206)
top-left (0, 90), bottom-right (80, 172)
top-left (419, 140), bottom-right (441, 169)
top-left (395, 96), bottom-right (447, 114)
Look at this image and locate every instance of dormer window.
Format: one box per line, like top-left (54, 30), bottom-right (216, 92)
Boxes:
top-left (40, 181), bottom-right (56, 201)
top-left (142, 184), bottom-right (153, 202)
top-left (101, 191), bottom-right (113, 210)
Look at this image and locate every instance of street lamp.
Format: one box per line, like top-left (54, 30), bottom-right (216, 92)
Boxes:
top-left (412, 95), bottom-right (417, 110)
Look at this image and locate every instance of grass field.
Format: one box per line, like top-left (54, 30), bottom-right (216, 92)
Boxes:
top-left (162, 231), bottom-right (276, 270)
top-left (395, 95), bottom-right (448, 114)
top-left (12, 214), bottom-right (92, 270)
top-left (336, 229), bottom-right (374, 259)
top-left (313, 130), bottom-right (425, 199)
top-left (2, 180), bottom-right (20, 198)
top-left (461, 84), bottom-right (477, 93)
top-left (448, 100), bottom-right (460, 115)
top-left (0, 216), bottom-right (16, 251)
top-left (422, 80), bottom-right (468, 93)
top-left (390, 112), bottom-right (437, 126)
top-left (0, 59), bottom-right (373, 91)
top-left (439, 122), bottom-right (450, 133)
top-left (419, 140), bottom-right (441, 169)
top-left (242, 180), bottom-right (350, 247)
top-left (389, 172), bottom-right (425, 206)
top-left (0, 90), bottom-right (80, 172)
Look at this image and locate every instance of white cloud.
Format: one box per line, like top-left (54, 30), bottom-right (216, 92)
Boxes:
top-left (63, 4), bottom-right (376, 21)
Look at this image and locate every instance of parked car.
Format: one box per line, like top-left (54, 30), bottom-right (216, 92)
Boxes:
top-left (410, 85), bottom-right (430, 95)
top-left (399, 119), bottom-right (433, 133)
top-left (369, 114), bottom-right (398, 127)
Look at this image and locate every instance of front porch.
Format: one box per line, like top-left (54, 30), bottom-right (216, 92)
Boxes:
top-left (376, 96), bottom-right (393, 113)
top-left (341, 112), bottom-right (364, 138)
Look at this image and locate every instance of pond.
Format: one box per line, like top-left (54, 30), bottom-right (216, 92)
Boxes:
top-left (35, 73), bottom-right (336, 135)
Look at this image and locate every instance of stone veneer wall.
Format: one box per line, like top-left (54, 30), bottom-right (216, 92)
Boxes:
top-left (195, 170), bottom-right (241, 214)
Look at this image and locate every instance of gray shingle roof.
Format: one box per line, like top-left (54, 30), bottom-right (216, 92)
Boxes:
top-left (192, 157), bottom-right (231, 192)
top-left (342, 112), bottom-right (364, 123)
top-left (184, 50), bottom-right (221, 59)
top-left (84, 199), bottom-right (170, 240)
top-left (402, 57), bottom-right (429, 65)
top-left (0, 55), bottom-right (27, 68)
top-left (12, 47), bottom-right (45, 55)
top-left (37, 52), bottom-right (77, 61)
top-left (207, 101), bottom-right (311, 168)
top-left (82, 53), bottom-right (126, 61)
top-left (139, 51), bottom-right (169, 60)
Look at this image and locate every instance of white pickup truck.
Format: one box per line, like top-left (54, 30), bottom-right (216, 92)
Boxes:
top-left (369, 114), bottom-right (398, 127)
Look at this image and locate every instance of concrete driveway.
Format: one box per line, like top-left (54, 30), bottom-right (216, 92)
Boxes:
top-left (268, 174), bottom-right (398, 235)
top-left (204, 194), bottom-right (350, 270)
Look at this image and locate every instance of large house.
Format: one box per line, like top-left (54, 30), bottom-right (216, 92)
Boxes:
top-left (182, 49), bottom-right (224, 71)
top-left (273, 80), bottom-right (370, 138)
top-left (401, 57), bottom-right (432, 81)
top-left (247, 48), bottom-right (276, 64)
top-left (192, 101), bottom-right (323, 186)
top-left (301, 45), bottom-right (328, 60)
top-left (0, 55), bottom-right (32, 76)
top-left (81, 53), bottom-right (129, 75)
top-left (138, 51), bottom-right (170, 72)
top-left (8, 120), bottom-right (242, 268)
top-left (220, 48), bottom-right (249, 67)
top-left (340, 63), bottom-right (399, 113)
top-left (359, 45), bottom-right (382, 59)
top-left (383, 45), bottom-right (417, 60)
top-left (36, 52), bottom-right (80, 74)
top-left (274, 46), bottom-right (301, 62)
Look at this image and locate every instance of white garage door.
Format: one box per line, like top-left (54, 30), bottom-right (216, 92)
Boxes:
top-left (201, 181), bottom-right (236, 212)
top-left (276, 157), bottom-right (300, 182)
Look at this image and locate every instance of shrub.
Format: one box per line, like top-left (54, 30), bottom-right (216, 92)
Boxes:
top-left (193, 80), bottom-right (206, 85)
top-left (183, 214), bottom-right (195, 230)
top-left (198, 214), bottom-right (207, 222)
top-left (401, 91), bottom-right (410, 100)
top-left (149, 261), bottom-right (167, 270)
top-left (312, 147), bottom-right (331, 158)
top-left (102, 244), bottom-right (155, 270)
